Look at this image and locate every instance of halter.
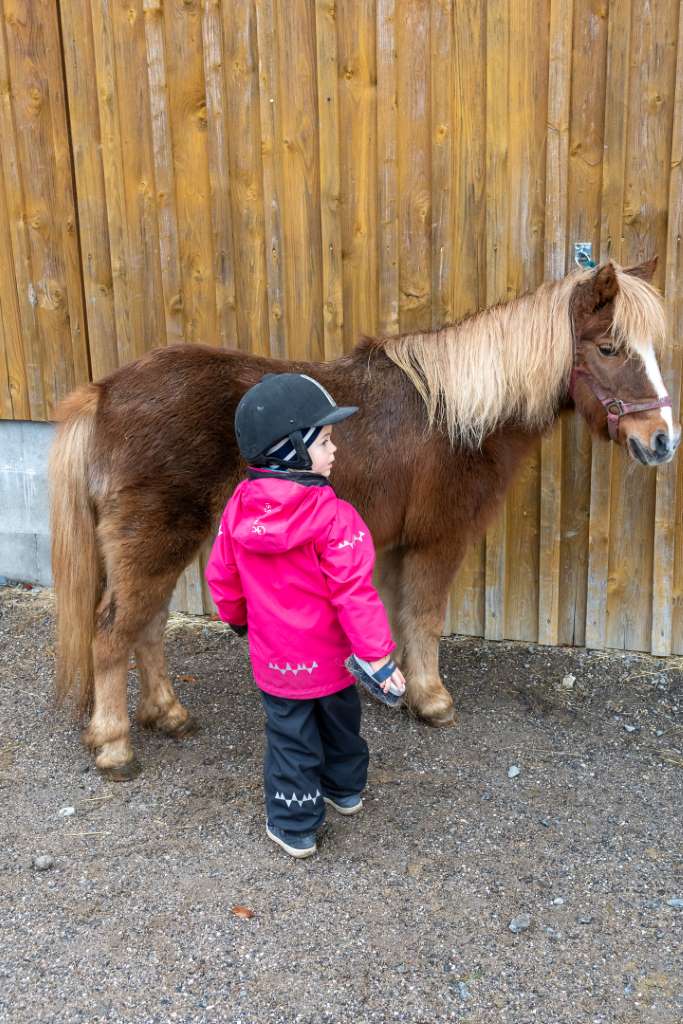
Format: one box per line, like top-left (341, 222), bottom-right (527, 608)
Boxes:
top-left (568, 365), bottom-right (672, 442)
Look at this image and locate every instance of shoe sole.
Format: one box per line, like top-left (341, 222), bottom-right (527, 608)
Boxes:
top-left (323, 796), bottom-right (363, 816)
top-left (266, 825), bottom-right (317, 858)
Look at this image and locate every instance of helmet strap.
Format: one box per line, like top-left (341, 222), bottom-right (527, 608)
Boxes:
top-left (251, 430), bottom-right (313, 471)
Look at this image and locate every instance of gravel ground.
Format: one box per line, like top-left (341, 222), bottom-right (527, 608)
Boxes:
top-left (1, 585), bottom-right (682, 1024)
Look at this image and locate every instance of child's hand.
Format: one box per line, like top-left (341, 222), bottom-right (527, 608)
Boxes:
top-left (367, 655), bottom-right (406, 696)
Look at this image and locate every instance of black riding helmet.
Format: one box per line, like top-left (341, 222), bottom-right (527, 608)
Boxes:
top-left (235, 373), bottom-right (358, 471)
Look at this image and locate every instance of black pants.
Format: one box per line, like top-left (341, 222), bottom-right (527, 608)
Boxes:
top-left (261, 684), bottom-right (369, 835)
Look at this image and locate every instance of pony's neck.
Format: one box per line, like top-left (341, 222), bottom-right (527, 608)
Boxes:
top-left (380, 277), bottom-right (576, 447)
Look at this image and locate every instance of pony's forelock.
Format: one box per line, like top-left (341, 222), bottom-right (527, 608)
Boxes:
top-left (612, 269), bottom-right (667, 357)
top-left (375, 263), bottom-right (666, 447)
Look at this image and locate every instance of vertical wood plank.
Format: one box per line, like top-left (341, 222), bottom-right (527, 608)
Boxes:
top-left (222, 0), bottom-right (269, 356)
top-left (430, 0), bottom-right (452, 331)
top-left (339, 0), bottom-right (379, 347)
top-left (652, 0), bottom-right (682, 654)
top-left (201, 0), bottom-right (238, 348)
top-left (143, 0), bottom-right (184, 345)
top-left (90, 0), bottom-right (135, 367)
top-left (397, 0), bottom-right (431, 333)
top-left (585, 0), bottom-right (632, 649)
top-left (0, 112), bottom-right (30, 418)
top-left (162, 0), bottom-right (219, 346)
top-left (558, 0), bottom-right (609, 647)
top-left (483, 0), bottom-right (509, 641)
top-left (0, 5), bottom-right (44, 417)
top-left (604, 0), bottom-right (678, 652)
top-left (376, 0), bottom-right (399, 337)
top-left (315, 0), bottom-right (344, 360)
top-left (255, 0), bottom-right (287, 359)
top-left (43, 0), bottom-right (90, 396)
top-left (446, 1), bottom-right (487, 637)
top-left (60, 0), bottom-right (119, 380)
top-left (538, 0), bottom-right (573, 646)
top-left (667, 2), bottom-right (683, 653)
top-left (275, 0), bottom-right (323, 361)
top-left (504, 0), bottom-right (549, 643)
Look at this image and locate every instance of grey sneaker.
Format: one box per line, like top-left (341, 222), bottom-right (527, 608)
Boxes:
top-left (266, 822), bottom-right (317, 858)
top-left (323, 793), bottom-right (363, 816)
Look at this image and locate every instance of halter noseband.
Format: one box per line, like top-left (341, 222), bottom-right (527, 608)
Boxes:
top-left (569, 365), bottom-right (672, 442)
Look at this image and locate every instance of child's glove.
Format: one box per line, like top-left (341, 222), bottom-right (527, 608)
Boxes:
top-left (345, 654), bottom-right (405, 707)
top-left (228, 622), bottom-right (248, 637)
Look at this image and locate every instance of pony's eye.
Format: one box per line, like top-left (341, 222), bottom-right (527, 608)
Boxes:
top-left (598, 343), bottom-right (617, 356)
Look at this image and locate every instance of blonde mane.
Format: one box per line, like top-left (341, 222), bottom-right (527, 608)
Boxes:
top-left (380, 264), bottom-right (666, 447)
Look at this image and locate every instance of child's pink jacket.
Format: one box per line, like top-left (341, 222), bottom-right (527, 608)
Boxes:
top-left (205, 472), bottom-right (395, 699)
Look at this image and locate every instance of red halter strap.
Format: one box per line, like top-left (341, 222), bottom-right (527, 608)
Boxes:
top-left (569, 366), bottom-right (672, 442)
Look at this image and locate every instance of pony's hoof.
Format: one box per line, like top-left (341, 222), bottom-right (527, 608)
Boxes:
top-left (98, 757), bottom-right (142, 782)
top-left (424, 706), bottom-right (457, 728)
top-left (163, 715), bottom-right (200, 739)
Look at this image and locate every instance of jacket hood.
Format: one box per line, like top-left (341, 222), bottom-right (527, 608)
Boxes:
top-left (226, 476), bottom-right (337, 553)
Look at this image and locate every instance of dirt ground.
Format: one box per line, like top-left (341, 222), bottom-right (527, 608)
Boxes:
top-left (1, 585), bottom-right (681, 1024)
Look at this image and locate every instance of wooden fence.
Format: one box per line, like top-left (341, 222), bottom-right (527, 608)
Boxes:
top-left (1, 0), bottom-right (682, 654)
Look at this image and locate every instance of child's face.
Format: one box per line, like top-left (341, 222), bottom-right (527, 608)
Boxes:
top-left (307, 425), bottom-right (336, 477)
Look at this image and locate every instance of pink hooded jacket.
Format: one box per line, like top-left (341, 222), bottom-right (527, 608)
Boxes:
top-left (205, 472), bottom-right (395, 699)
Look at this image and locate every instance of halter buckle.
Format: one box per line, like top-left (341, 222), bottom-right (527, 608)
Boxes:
top-left (607, 400), bottom-right (625, 417)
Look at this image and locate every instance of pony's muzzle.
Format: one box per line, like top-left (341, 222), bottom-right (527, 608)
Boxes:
top-left (629, 427), bottom-right (680, 465)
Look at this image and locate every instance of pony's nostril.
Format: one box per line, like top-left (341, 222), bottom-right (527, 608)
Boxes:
top-left (652, 430), bottom-right (671, 456)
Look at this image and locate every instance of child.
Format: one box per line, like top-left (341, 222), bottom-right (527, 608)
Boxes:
top-left (205, 373), bottom-right (405, 859)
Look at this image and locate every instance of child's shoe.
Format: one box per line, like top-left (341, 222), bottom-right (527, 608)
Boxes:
top-left (266, 821), bottom-right (317, 858)
top-left (323, 793), bottom-right (363, 816)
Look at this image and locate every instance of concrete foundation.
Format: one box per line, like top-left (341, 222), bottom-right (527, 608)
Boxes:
top-left (0, 421), bottom-right (54, 586)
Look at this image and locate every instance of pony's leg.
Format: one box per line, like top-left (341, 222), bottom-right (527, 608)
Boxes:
top-left (374, 547), bottom-right (406, 664)
top-left (82, 588), bottom-right (139, 780)
top-left (399, 545), bottom-right (459, 726)
top-left (135, 605), bottom-right (198, 737)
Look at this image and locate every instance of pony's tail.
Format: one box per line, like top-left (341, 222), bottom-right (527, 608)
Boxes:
top-left (49, 384), bottom-right (102, 716)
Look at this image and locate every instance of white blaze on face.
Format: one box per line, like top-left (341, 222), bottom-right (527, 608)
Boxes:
top-left (640, 343), bottom-right (674, 439)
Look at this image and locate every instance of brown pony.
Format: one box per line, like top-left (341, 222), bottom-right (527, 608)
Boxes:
top-left (50, 259), bottom-right (679, 780)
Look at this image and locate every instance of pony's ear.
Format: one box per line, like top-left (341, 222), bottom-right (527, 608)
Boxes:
top-left (589, 262), bottom-right (619, 309)
top-left (624, 255), bottom-right (658, 282)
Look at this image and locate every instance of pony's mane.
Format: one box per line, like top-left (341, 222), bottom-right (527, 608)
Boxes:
top-left (370, 263), bottom-right (666, 447)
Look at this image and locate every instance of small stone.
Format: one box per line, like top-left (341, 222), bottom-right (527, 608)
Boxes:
top-left (623, 724), bottom-right (639, 734)
top-left (539, 818), bottom-right (551, 828)
top-left (655, 729), bottom-right (664, 737)
top-left (561, 673), bottom-right (576, 689)
top-left (58, 806), bottom-right (75, 817)
top-left (32, 855), bottom-right (54, 872)
top-left (507, 765), bottom-right (521, 779)
top-left (509, 913), bottom-right (531, 933)
top-left (456, 981), bottom-right (470, 1001)
top-left (578, 914), bottom-right (593, 924)
top-left (666, 898), bottom-right (683, 909)
top-left (552, 897), bottom-right (565, 906)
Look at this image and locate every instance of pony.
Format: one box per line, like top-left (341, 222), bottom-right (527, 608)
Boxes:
top-left (49, 259), bottom-right (679, 779)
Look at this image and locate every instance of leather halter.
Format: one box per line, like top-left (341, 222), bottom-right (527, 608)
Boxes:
top-left (569, 365), bottom-right (672, 442)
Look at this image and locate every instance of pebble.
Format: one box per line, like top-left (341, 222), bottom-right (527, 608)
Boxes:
top-left (456, 982), bottom-right (470, 1001)
top-left (58, 806), bottom-right (75, 817)
top-left (507, 765), bottom-right (521, 779)
top-left (666, 898), bottom-right (683, 909)
top-left (561, 674), bottom-right (576, 689)
top-left (578, 914), bottom-right (593, 924)
top-left (509, 913), bottom-right (531, 934)
top-left (539, 818), bottom-right (551, 828)
top-left (31, 855), bottom-right (55, 872)
top-left (623, 724), bottom-right (638, 734)
top-left (655, 729), bottom-right (664, 737)
top-left (552, 897), bottom-right (565, 906)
